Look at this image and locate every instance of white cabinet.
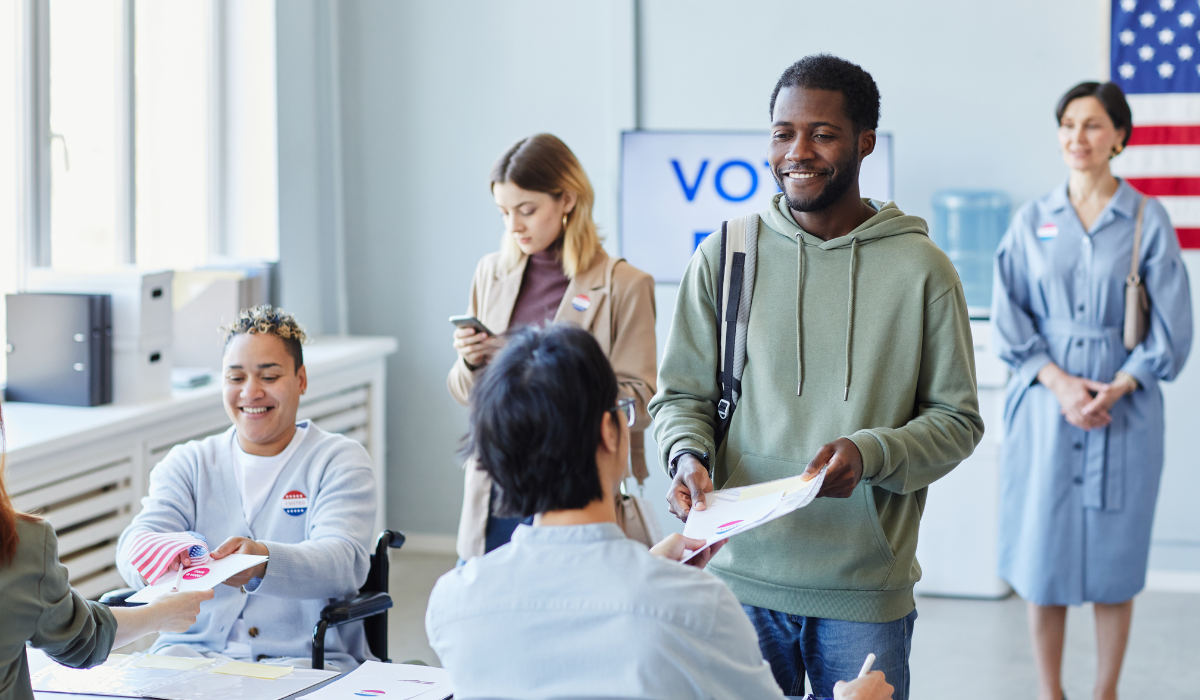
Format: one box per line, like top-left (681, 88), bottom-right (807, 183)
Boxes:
top-left (4, 336), bottom-right (397, 599)
top-left (915, 320), bottom-right (1011, 599)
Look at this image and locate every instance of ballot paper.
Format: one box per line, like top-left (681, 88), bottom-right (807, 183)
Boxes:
top-left (300, 661), bottom-right (452, 700)
top-left (127, 553), bottom-right (268, 603)
top-left (681, 469), bottom-right (826, 562)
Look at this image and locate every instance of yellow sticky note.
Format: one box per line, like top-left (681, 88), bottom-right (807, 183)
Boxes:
top-left (101, 654), bottom-right (131, 667)
top-left (211, 662), bottom-right (294, 680)
top-left (739, 474), bottom-right (812, 501)
top-left (133, 655), bottom-right (213, 670)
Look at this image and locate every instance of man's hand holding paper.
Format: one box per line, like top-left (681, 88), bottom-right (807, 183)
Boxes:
top-left (680, 468), bottom-right (827, 562)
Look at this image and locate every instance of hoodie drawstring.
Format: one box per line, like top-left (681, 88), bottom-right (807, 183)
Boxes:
top-left (843, 237), bottom-right (858, 401)
top-left (796, 235), bottom-right (805, 396)
top-left (795, 233), bottom-right (858, 401)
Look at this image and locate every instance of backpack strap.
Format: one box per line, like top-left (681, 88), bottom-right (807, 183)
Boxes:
top-left (715, 213), bottom-right (759, 446)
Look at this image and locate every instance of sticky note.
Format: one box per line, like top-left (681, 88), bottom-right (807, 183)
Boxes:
top-left (211, 661), bottom-right (294, 680)
top-left (101, 654), bottom-right (130, 667)
top-left (133, 655), bottom-right (213, 670)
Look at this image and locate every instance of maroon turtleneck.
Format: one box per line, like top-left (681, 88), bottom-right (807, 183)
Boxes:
top-left (509, 244), bottom-right (570, 329)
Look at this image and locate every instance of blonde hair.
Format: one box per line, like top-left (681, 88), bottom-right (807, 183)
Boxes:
top-left (491, 134), bottom-right (603, 279)
top-left (221, 305), bottom-right (308, 371)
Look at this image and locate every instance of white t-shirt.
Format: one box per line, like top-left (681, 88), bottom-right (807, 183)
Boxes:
top-left (232, 422), bottom-right (309, 525)
top-left (223, 421), bottom-right (309, 658)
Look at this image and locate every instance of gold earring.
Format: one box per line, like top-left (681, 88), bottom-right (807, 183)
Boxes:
top-left (562, 214), bottom-right (569, 230)
top-left (1114, 144), bottom-right (1124, 156)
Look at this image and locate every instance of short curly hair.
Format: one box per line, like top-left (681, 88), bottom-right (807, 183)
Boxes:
top-left (222, 305), bottom-right (307, 371)
top-left (769, 54), bottom-right (881, 133)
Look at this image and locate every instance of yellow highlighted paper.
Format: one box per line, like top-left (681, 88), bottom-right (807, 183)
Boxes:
top-left (133, 655), bottom-right (212, 670)
top-left (211, 662), bottom-right (294, 680)
top-left (739, 474), bottom-right (813, 501)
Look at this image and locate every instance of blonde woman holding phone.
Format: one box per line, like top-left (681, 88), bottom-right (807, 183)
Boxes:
top-left (448, 134), bottom-right (657, 561)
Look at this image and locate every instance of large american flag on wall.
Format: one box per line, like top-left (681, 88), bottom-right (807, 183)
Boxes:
top-left (1111, 0), bottom-right (1200, 248)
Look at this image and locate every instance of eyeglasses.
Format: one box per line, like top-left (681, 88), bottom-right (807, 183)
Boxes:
top-left (607, 396), bottom-right (637, 428)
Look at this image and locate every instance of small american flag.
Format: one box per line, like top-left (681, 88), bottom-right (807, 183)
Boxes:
top-left (126, 531), bottom-right (211, 585)
top-left (1111, 0), bottom-right (1200, 248)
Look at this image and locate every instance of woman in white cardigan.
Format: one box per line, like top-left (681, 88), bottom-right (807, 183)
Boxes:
top-left (117, 307), bottom-right (377, 671)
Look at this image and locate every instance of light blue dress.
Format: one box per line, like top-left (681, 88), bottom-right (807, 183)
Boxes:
top-left (992, 180), bottom-right (1193, 606)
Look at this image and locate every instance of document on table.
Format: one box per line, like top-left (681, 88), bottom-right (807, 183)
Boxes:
top-left (681, 469), bottom-right (826, 562)
top-left (29, 649), bottom-right (336, 700)
top-left (300, 661), bottom-right (452, 700)
top-left (127, 553), bottom-right (268, 603)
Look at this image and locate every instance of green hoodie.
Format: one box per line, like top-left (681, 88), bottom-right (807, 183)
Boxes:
top-left (649, 194), bottom-right (984, 623)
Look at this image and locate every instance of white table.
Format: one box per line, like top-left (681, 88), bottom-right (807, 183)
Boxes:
top-left (5, 336), bottom-right (397, 599)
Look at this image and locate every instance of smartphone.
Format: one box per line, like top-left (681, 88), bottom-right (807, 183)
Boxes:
top-left (449, 315), bottom-right (494, 336)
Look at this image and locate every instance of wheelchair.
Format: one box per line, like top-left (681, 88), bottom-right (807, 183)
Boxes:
top-left (101, 529), bottom-right (406, 670)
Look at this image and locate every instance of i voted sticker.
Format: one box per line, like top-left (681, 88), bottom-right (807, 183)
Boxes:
top-left (1037, 223), bottom-right (1059, 240)
top-left (282, 490), bottom-right (308, 516)
top-left (183, 567), bottom-right (209, 580)
top-left (571, 295), bottom-right (590, 312)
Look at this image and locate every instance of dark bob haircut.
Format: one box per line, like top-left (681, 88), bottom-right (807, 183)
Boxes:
top-left (769, 54), bottom-right (881, 133)
top-left (464, 323), bottom-right (617, 518)
top-left (1055, 81), bottom-right (1132, 147)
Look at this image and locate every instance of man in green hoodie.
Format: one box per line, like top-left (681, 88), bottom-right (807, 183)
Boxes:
top-left (648, 54), bottom-right (983, 700)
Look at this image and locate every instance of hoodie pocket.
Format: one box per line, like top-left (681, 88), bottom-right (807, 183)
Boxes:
top-left (721, 452), bottom-right (897, 591)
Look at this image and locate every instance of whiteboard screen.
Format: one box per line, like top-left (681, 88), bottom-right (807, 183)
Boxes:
top-left (619, 130), bottom-right (893, 283)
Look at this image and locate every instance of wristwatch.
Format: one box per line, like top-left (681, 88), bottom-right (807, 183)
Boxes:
top-left (668, 449), bottom-right (710, 478)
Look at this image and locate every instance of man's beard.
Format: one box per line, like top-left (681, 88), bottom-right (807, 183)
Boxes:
top-left (774, 153), bottom-right (860, 213)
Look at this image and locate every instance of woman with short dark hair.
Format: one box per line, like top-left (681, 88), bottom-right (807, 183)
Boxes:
top-left (992, 81), bottom-right (1193, 700)
top-left (428, 324), bottom-right (893, 700)
top-left (447, 134), bottom-right (657, 560)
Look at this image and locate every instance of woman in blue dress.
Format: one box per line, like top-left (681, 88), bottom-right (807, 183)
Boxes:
top-left (992, 81), bottom-right (1193, 700)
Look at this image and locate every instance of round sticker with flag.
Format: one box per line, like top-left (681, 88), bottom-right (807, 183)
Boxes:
top-left (571, 295), bottom-right (590, 312)
top-left (282, 490), bottom-right (308, 516)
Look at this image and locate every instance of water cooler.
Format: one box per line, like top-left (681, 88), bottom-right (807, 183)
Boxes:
top-left (915, 191), bottom-right (1012, 599)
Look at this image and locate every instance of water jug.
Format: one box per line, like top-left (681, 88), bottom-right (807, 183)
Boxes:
top-left (930, 190), bottom-right (1010, 314)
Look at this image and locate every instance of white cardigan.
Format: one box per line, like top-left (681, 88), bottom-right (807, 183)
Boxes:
top-left (117, 422), bottom-right (377, 669)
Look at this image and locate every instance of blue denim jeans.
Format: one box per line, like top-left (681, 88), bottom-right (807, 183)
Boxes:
top-left (743, 605), bottom-right (917, 700)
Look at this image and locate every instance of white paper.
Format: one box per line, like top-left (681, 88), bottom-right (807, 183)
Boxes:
top-left (681, 491), bottom-right (784, 560)
top-left (127, 554), bottom-right (268, 603)
top-left (300, 661), bottom-right (452, 700)
top-left (680, 470), bottom-right (827, 562)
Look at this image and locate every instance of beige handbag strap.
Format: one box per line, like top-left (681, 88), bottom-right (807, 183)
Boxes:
top-left (1129, 198), bottom-right (1147, 285)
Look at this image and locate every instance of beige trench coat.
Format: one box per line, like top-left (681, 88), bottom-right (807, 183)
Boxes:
top-left (447, 249), bottom-right (657, 560)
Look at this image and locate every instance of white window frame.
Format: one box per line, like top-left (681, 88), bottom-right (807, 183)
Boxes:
top-left (16, 0), bottom-right (240, 277)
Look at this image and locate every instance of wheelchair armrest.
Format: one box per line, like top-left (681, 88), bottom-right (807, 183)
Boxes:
top-left (100, 588), bottom-right (144, 607)
top-left (319, 592), bottom-right (393, 626)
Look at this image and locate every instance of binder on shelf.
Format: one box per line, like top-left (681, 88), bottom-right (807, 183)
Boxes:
top-left (5, 293), bottom-right (113, 407)
top-left (23, 268), bottom-right (173, 403)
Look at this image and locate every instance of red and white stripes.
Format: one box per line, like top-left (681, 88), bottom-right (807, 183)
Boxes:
top-left (125, 531), bottom-right (211, 585)
top-left (1113, 94), bottom-right (1200, 248)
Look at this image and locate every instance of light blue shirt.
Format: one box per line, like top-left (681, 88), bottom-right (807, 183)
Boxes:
top-left (992, 180), bottom-right (1193, 606)
top-left (425, 523), bottom-right (785, 700)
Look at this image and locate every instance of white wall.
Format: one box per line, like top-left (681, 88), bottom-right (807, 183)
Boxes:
top-left (334, 0), bottom-right (1197, 576)
top-left (337, 0), bottom-right (633, 536)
